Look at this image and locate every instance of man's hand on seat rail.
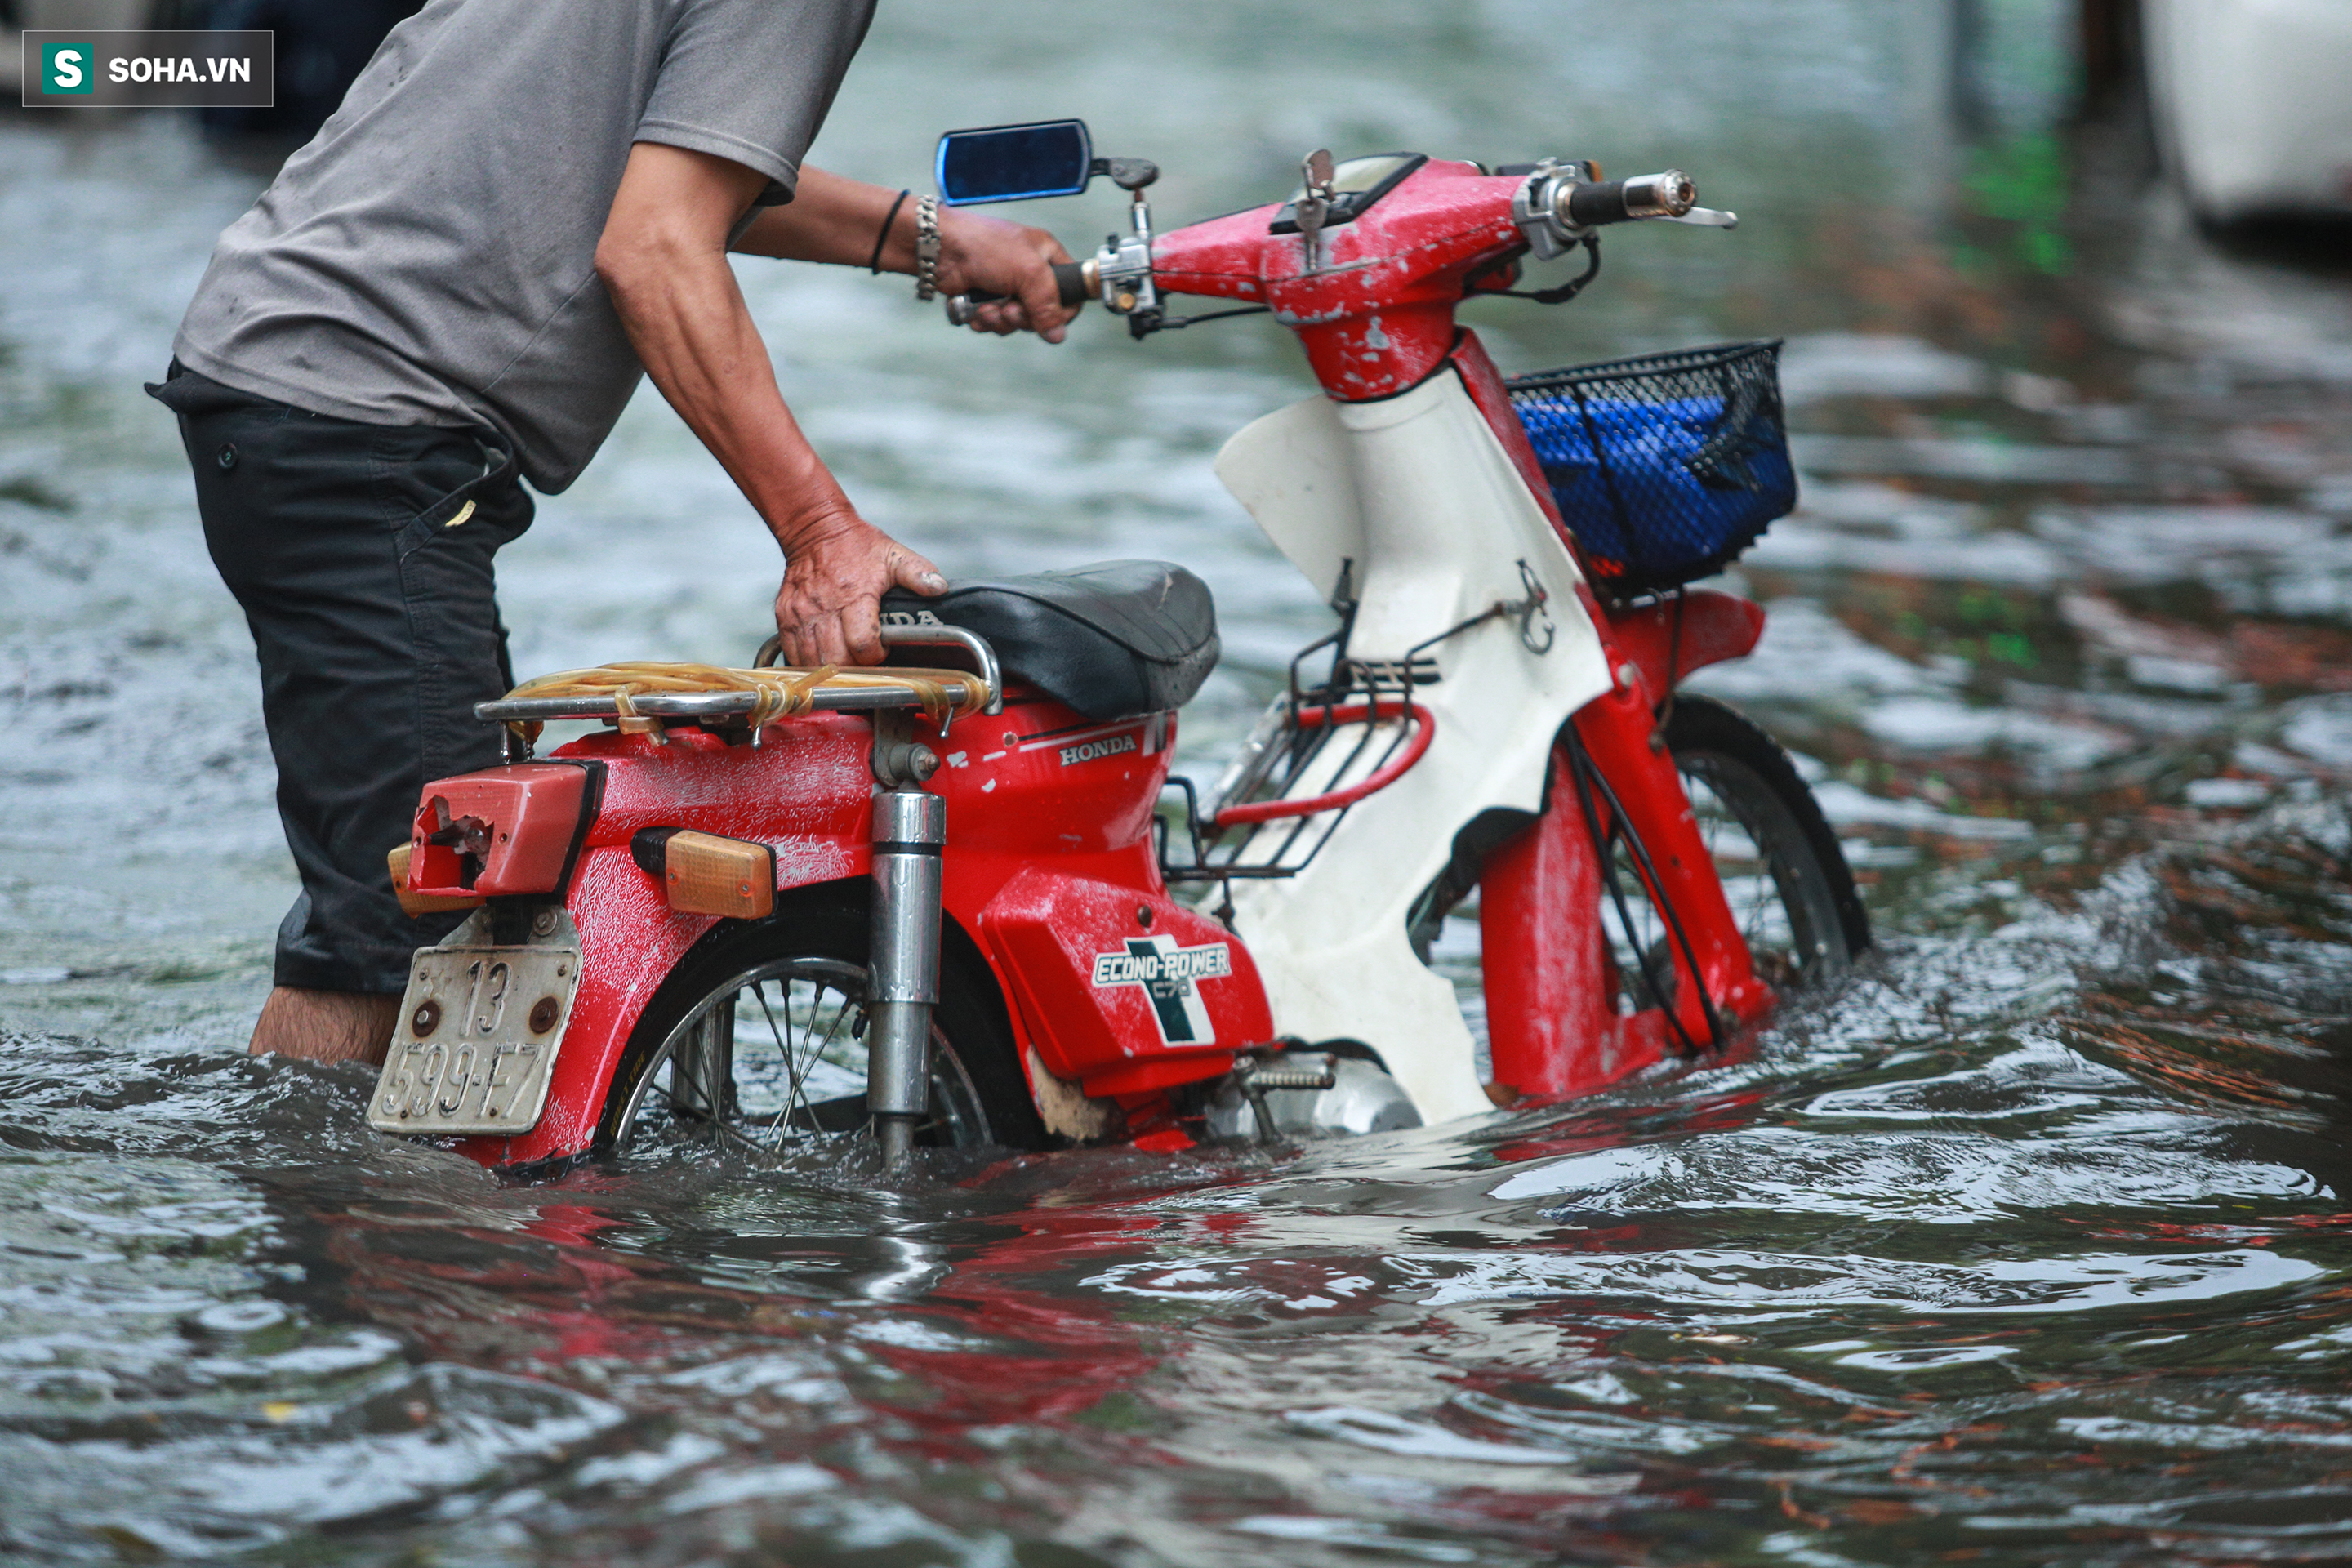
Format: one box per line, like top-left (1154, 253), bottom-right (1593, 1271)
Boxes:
top-left (771, 515), bottom-right (947, 669)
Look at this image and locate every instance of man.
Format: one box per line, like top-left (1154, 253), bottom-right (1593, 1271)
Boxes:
top-left (152, 0), bottom-right (1078, 1068)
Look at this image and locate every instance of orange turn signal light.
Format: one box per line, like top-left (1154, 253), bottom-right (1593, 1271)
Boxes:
top-left (630, 828), bottom-right (775, 920)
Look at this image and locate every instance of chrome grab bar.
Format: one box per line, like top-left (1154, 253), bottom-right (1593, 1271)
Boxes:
top-left (755, 623), bottom-right (1004, 715)
top-left (883, 624), bottom-right (1004, 715)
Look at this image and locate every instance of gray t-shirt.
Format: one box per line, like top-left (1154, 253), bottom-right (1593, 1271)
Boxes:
top-left (173, 0), bottom-right (875, 492)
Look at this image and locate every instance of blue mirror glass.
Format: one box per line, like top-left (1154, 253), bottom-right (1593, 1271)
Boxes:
top-left (935, 119), bottom-right (1094, 206)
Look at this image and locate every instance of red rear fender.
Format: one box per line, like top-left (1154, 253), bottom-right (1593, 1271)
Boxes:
top-left (457, 844), bottom-right (718, 1169)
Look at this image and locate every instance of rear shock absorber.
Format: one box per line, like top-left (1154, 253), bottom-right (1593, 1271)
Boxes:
top-left (867, 748), bottom-right (945, 1167)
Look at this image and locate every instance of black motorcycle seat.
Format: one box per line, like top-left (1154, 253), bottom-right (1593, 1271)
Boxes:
top-left (879, 560), bottom-right (1219, 721)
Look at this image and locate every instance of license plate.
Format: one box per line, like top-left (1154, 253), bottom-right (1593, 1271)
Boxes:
top-left (368, 944), bottom-right (581, 1136)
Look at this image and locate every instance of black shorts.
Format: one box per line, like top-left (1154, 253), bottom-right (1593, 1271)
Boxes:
top-left (150, 366), bottom-right (535, 994)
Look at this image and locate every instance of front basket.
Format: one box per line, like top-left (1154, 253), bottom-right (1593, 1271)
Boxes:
top-left (1506, 340), bottom-right (1797, 597)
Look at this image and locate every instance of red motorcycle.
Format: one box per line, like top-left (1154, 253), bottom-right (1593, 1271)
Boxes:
top-left (368, 123), bottom-right (1869, 1173)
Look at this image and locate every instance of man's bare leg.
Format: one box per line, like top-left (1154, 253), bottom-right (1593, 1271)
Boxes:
top-left (249, 986), bottom-right (401, 1067)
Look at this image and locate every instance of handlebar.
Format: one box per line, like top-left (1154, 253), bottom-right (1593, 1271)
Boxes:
top-left (943, 259), bottom-right (1094, 327)
top-left (1562, 169), bottom-right (1696, 228)
top-left (937, 158), bottom-right (1729, 337)
top-left (1507, 163), bottom-right (1729, 275)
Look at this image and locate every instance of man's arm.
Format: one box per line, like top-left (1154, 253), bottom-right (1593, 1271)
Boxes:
top-left (594, 145), bottom-right (1074, 666)
top-left (733, 167), bottom-right (1080, 341)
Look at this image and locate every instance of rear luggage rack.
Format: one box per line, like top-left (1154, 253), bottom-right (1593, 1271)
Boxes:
top-left (476, 626), bottom-right (1003, 751)
top-left (1161, 638), bottom-right (1431, 898)
top-left (479, 679), bottom-right (990, 724)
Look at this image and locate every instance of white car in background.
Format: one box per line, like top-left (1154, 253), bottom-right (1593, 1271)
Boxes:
top-left (2143, 0), bottom-right (2352, 222)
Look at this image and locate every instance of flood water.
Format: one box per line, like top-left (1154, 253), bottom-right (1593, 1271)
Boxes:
top-left (9, 2), bottom-right (2352, 1562)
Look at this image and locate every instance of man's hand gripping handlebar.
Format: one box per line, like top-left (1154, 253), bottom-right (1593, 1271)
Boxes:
top-left (945, 258), bottom-right (1096, 328)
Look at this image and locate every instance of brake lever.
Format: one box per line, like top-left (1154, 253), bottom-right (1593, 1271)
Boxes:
top-left (1659, 207), bottom-right (1739, 229)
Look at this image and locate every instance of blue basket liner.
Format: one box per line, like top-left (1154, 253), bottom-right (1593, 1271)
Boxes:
top-left (1508, 342), bottom-right (1795, 594)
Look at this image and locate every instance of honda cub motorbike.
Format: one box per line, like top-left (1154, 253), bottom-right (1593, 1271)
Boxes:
top-left (367, 121), bottom-right (1870, 1173)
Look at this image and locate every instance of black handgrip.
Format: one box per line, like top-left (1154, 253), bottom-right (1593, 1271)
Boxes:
top-left (957, 261), bottom-right (1093, 310)
top-left (1565, 179), bottom-right (1634, 228)
top-left (1564, 170), bottom-right (1695, 229)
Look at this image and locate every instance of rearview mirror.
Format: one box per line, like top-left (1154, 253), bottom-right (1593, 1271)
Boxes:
top-left (935, 119), bottom-right (1094, 206)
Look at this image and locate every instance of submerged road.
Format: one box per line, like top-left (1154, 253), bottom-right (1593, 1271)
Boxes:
top-left (5, 3), bottom-right (2352, 1561)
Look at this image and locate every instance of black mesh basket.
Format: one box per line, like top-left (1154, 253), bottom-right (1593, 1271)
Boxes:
top-left (1507, 340), bottom-right (1796, 597)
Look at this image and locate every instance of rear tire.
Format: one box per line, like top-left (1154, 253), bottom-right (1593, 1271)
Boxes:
top-left (598, 886), bottom-right (1048, 1156)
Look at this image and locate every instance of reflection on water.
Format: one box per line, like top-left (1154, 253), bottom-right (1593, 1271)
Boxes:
top-left (6, 1), bottom-right (2352, 1561)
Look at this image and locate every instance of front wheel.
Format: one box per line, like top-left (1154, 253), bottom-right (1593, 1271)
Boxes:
top-left (1638, 693), bottom-right (1869, 996)
top-left (598, 889), bottom-right (1048, 1157)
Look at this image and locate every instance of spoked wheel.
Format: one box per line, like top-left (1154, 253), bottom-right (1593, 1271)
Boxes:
top-left (599, 893), bottom-right (1047, 1157)
top-left (1600, 693), bottom-right (1869, 1015)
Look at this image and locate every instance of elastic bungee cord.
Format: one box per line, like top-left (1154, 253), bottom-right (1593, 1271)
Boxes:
top-left (497, 662), bottom-right (986, 749)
